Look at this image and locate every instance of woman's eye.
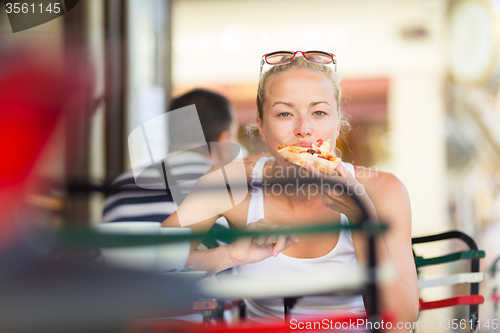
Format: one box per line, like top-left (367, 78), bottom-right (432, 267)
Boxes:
top-left (279, 112), bottom-right (291, 118)
top-left (313, 111), bottom-right (326, 116)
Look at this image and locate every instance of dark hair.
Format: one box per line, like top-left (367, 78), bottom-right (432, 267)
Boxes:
top-left (168, 89), bottom-right (232, 151)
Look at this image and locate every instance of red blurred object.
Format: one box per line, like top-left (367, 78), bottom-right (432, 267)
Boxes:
top-left (126, 312), bottom-right (395, 333)
top-left (419, 295), bottom-right (484, 311)
top-left (0, 47), bottom-right (93, 251)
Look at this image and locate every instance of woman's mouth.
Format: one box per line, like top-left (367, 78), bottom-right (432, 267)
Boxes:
top-left (293, 141), bottom-right (313, 147)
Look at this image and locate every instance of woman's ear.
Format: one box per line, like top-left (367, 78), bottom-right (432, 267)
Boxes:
top-left (257, 117), bottom-right (266, 143)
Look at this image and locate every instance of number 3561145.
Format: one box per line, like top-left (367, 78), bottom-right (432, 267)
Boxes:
top-left (5, 3), bottom-right (61, 14)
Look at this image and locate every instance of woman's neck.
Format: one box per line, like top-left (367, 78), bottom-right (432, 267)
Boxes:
top-left (262, 158), bottom-right (318, 208)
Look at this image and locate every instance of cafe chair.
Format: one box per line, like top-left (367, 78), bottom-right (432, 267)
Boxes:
top-left (412, 230), bottom-right (485, 333)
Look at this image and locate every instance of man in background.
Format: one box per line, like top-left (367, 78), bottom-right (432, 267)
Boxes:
top-left (102, 89), bottom-right (241, 247)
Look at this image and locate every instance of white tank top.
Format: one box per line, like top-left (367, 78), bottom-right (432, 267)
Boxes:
top-left (238, 157), bottom-right (366, 320)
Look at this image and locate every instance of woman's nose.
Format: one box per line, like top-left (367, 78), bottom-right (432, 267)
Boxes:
top-left (295, 116), bottom-right (311, 137)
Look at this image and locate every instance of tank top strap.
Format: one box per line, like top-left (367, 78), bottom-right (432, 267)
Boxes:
top-left (341, 161), bottom-right (355, 178)
top-left (251, 156), bottom-right (271, 183)
top-left (247, 156), bottom-right (271, 225)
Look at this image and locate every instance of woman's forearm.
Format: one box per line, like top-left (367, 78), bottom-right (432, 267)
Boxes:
top-left (378, 273), bottom-right (419, 329)
top-left (185, 245), bottom-right (235, 276)
top-left (354, 233), bottom-right (419, 331)
top-left (349, 185), bottom-right (418, 330)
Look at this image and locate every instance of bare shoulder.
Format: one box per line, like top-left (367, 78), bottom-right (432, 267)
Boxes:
top-left (212, 160), bottom-right (255, 183)
top-left (354, 166), bottom-right (411, 227)
top-left (244, 160), bottom-right (257, 179)
top-left (355, 166), bottom-right (408, 198)
top-left (241, 158), bottom-right (272, 182)
top-left (202, 160), bottom-right (260, 229)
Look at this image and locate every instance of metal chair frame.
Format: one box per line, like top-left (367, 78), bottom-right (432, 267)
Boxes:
top-left (412, 231), bottom-right (485, 333)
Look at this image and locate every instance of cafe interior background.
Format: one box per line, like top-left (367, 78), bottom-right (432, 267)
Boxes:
top-left (1, 0), bottom-right (500, 331)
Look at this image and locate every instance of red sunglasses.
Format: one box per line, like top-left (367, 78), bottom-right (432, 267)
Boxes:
top-left (260, 50), bottom-right (337, 74)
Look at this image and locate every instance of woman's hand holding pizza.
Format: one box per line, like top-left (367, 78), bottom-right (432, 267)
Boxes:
top-left (226, 219), bottom-right (300, 266)
top-left (301, 162), bottom-right (377, 222)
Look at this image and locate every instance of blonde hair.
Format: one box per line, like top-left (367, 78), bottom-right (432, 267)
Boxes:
top-left (248, 56), bottom-right (350, 155)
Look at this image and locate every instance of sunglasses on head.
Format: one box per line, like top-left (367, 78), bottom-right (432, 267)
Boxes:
top-left (260, 50), bottom-right (337, 75)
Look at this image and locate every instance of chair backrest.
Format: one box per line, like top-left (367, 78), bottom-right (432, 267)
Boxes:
top-left (412, 231), bottom-right (485, 332)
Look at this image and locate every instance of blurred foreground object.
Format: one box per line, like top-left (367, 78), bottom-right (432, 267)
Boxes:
top-left (0, 243), bottom-right (197, 333)
top-left (0, 47), bottom-right (199, 333)
top-left (0, 46), bottom-right (92, 251)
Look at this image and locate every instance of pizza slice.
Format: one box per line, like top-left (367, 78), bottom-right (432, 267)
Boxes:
top-left (277, 139), bottom-right (341, 174)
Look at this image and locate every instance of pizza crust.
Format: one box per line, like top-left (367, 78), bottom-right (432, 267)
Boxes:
top-left (277, 147), bottom-right (341, 174)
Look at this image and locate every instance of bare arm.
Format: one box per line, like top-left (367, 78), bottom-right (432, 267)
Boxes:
top-left (303, 163), bottom-right (419, 331)
top-left (356, 169), bottom-right (419, 331)
top-left (164, 211), bottom-right (299, 276)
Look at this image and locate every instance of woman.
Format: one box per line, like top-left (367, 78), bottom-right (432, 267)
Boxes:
top-left (163, 51), bottom-right (418, 329)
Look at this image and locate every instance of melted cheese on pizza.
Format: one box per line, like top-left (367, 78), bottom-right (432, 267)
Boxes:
top-left (277, 139), bottom-right (336, 161)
